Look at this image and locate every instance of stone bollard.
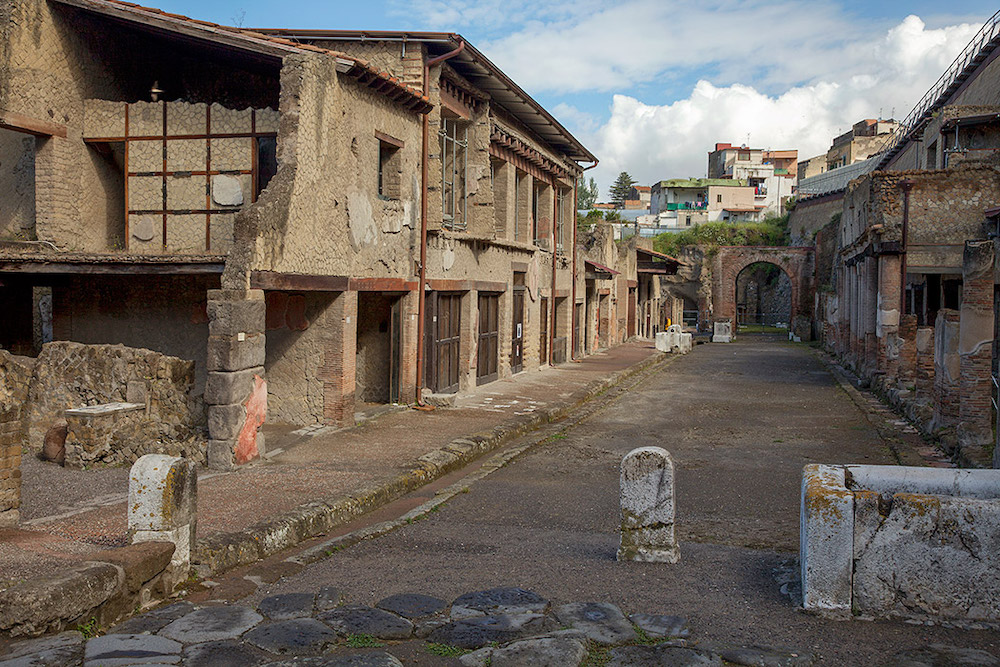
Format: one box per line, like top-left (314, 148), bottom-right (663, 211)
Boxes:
top-left (128, 454), bottom-right (197, 591)
top-left (712, 320), bottom-right (733, 343)
top-left (618, 447), bottom-right (679, 563)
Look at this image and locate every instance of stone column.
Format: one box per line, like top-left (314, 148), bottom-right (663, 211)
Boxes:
top-left (129, 454), bottom-right (197, 590)
top-left (618, 446), bottom-right (679, 563)
top-left (863, 257), bottom-right (879, 375)
top-left (933, 309), bottom-right (961, 434)
top-left (0, 352), bottom-right (30, 528)
top-left (958, 240), bottom-right (996, 460)
top-left (915, 326), bottom-right (935, 398)
top-left (877, 254), bottom-right (901, 379)
top-left (897, 314), bottom-right (918, 385)
top-left (206, 289), bottom-right (267, 470)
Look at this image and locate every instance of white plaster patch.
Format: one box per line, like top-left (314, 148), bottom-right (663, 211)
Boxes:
top-left (958, 306), bottom-right (994, 356)
top-left (348, 191), bottom-right (377, 250)
top-left (212, 174), bottom-right (244, 207)
top-left (132, 215), bottom-right (157, 242)
top-left (443, 242), bottom-right (456, 271)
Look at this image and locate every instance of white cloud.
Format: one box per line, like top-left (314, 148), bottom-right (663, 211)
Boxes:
top-left (583, 15), bottom-right (981, 191)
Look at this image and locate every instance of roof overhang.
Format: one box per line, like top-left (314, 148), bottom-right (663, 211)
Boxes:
top-left (584, 259), bottom-right (619, 278)
top-left (254, 29), bottom-right (597, 164)
top-left (636, 247), bottom-right (681, 275)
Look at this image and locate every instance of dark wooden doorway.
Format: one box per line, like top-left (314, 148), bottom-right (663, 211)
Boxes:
top-left (539, 296), bottom-right (548, 364)
top-left (511, 287), bottom-right (524, 374)
top-left (477, 293), bottom-right (499, 385)
top-left (627, 287), bottom-right (636, 337)
top-left (574, 302), bottom-right (583, 357)
top-left (425, 292), bottom-right (462, 393)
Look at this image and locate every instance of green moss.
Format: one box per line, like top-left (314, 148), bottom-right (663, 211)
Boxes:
top-left (425, 642), bottom-right (470, 657)
top-left (346, 634), bottom-right (384, 648)
top-left (653, 215), bottom-right (790, 257)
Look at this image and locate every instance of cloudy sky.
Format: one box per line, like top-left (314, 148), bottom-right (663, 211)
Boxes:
top-left (156, 0), bottom-right (996, 196)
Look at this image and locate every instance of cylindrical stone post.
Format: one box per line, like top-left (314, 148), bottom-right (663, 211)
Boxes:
top-left (129, 454), bottom-right (197, 589)
top-left (618, 446), bottom-right (679, 563)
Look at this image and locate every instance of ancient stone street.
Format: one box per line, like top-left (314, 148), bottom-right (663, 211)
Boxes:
top-left (6, 336), bottom-right (996, 666)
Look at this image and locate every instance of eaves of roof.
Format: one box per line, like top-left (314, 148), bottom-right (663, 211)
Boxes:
top-left (254, 29), bottom-right (597, 165)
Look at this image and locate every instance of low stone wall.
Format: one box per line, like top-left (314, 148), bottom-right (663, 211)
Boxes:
top-left (802, 464), bottom-right (1000, 624)
top-left (0, 351), bottom-right (32, 526)
top-left (23, 342), bottom-right (206, 465)
top-left (0, 541), bottom-right (175, 638)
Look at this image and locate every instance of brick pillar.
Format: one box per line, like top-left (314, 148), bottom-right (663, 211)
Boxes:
top-left (876, 254), bottom-right (901, 379)
top-left (932, 309), bottom-right (961, 433)
top-left (958, 240), bottom-right (996, 458)
top-left (398, 291), bottom-right (419, 404)
top-left (0, 399), bottom-right (23, 528)
top-left (320, 291), bottom-right (357, 426)
top-left (205, 289), bottom-right (267, 470)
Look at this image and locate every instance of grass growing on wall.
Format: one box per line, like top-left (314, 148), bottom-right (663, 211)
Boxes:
top-left (653, 215), bottom-right (790, 257)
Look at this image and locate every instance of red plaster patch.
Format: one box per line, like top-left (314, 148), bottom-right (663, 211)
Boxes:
top-left (266, 292), bottom-right (288, 330)
top-left (235, 375), bottom-right (267, 464)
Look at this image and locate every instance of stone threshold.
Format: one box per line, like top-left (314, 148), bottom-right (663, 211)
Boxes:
top-left (193, 351), bottom-right (671, 576)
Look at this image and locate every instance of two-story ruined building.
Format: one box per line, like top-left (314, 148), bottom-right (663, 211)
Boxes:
top-left (0, 1), bottom-right (596, 469)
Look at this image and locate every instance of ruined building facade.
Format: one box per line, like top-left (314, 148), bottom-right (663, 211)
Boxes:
top-left (817, 14), bottom-right (1000, 465)
top-left (0, 1), bottom-right (640, 473)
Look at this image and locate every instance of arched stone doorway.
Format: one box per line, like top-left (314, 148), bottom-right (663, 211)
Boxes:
top-left (735, 262), bottom-right (792, 331)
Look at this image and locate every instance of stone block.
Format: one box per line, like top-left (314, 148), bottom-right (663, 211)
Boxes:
top-left (799, 464), bottom-right (853, 616)
top-left (205, 367), bottom-right (264, 405)
top-left (618, 446), bottom-right (679, 563)
top-left (207, 299), bottom-right (266, 337)
top-left (211, 174), bottom-right (245, 207)
top-left (712, 320), bottom-right (733, 343)
top-left (128, 454), bottom-right (197, 532)
top-left (88, 541), bottom-right (175, 594)
top-left (64, 403), bottom-right (146, 469)
top-left (208, 403), bottom-right (245, 441)
top-left (207, 438), bottom-right (236, 470)
top-left (207, 332), bottom-right (265, 372)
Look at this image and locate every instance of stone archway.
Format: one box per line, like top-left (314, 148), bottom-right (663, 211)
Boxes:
top-left (710, 246), bottom-right (815, 337)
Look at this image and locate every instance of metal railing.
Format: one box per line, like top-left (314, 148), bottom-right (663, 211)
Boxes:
top-left (993, 374), bottom-right (999, 461)
top-left (872, 9), bottom-right (1000, 170)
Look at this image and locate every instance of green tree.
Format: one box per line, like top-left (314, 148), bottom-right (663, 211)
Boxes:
top-left (577, 176), bottom-right (598, 209)
top-left (609, 172), bottom-right (637, 209)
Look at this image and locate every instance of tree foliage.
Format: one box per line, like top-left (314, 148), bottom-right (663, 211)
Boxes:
top-left (608, 172), bottom-right (636, 208)
top-left (652, 215), bottom-right (790, 257)
top-left (577, 176), bottom-right (599, 209)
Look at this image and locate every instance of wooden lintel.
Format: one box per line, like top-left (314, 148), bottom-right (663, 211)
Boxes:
top-left (552, 289), bottom-right (570, 298)
top-left (0, 261), bottom-right (223, 275)
top-left (0, 110), bottom-right (68, 138)
top-left (250, 270), bottom-right (349, 291)
top-left (627, 280), bottom-right (638, 288)
top-left (426, 279), bottom-right (471, 292)
top-left (349, 277), bottom-right (417, 292)
top-left (598, 288), bottom-right (611, 296)
top-left (511, 261), bottom-right (529, 273)
top-left (474, 280), bottom-right (507, 293)
top-left (375, 131), bottom-right (405, 149)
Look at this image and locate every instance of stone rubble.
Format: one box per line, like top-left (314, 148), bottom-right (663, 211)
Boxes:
top-left (0, 586), bottom-right (851, 667)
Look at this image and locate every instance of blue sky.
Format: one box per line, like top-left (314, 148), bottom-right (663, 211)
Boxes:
top-left (153, 0), bottom-right (998, 191)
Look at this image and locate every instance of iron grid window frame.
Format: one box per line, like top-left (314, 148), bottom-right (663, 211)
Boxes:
top-left (439, 118), bottom-right (469, 230)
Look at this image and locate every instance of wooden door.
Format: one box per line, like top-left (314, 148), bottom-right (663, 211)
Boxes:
top-left (539, 297), bottom-right (548, 364)
top-left (574, 302), bottom-right (582, 356)
top-left (389, 297), bottom-right (401, 403)
top-left (477, 293), bottom-right (499, 385)
top-left (427, 292), bottom-right (461, 393)
top-left (511, 289), bottom-right (524, 374)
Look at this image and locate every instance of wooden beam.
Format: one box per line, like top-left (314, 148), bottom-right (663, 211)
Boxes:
top-left (0, 110), bottom-right (68, 138)
top-left (375, 130), bottom-right (405, 149)
top-left (349, 277), bottom-right (417, 291)
top-left (250, 270), bottom-right (349, 291)
top-left (0, 260), bottom-right (223, 275)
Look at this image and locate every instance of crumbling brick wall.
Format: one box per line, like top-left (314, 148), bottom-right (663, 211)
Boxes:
top-left (0, 351), bottom-right (32, 526)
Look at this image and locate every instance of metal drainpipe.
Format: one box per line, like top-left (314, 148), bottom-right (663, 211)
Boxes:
top-left (898, 179), bottom-right (914, 314)
top-left (416, 39), bottom-right (465, 406)
top-left (571, 160), bottom-right (599, 361)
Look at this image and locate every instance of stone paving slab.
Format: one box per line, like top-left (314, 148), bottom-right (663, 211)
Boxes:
top-left (2, 579), bottom-right (996, 667)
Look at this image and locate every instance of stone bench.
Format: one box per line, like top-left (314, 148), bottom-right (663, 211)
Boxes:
top-left (801, 464), bottom-right (1000, 623)
top-left (64, 402), bottom-right (146, 468)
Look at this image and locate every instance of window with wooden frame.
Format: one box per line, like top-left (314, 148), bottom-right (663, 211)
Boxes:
top-left (377, 131), bottom-right (403, 200)
top-left (556, 187), bottom-right (569, 252)
top-left (439, 117), bottom-right (468, 229)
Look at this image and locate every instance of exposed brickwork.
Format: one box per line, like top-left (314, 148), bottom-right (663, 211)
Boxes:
top-left (0, 351), bottom-right (31, 527)
top-left (319, 291), bottom-right (357, 426)
top-left (897, 314), bottom-right (917, 384)
top-left (933, 309), bottom-right (961, 433)
top-left (957, 240), bottom-right (995, 458)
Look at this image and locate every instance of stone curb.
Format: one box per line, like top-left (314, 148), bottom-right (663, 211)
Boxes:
top-left (194, 350), bottom-right (672, 575)
top-left (0, 541), bottom-right (175, 639)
